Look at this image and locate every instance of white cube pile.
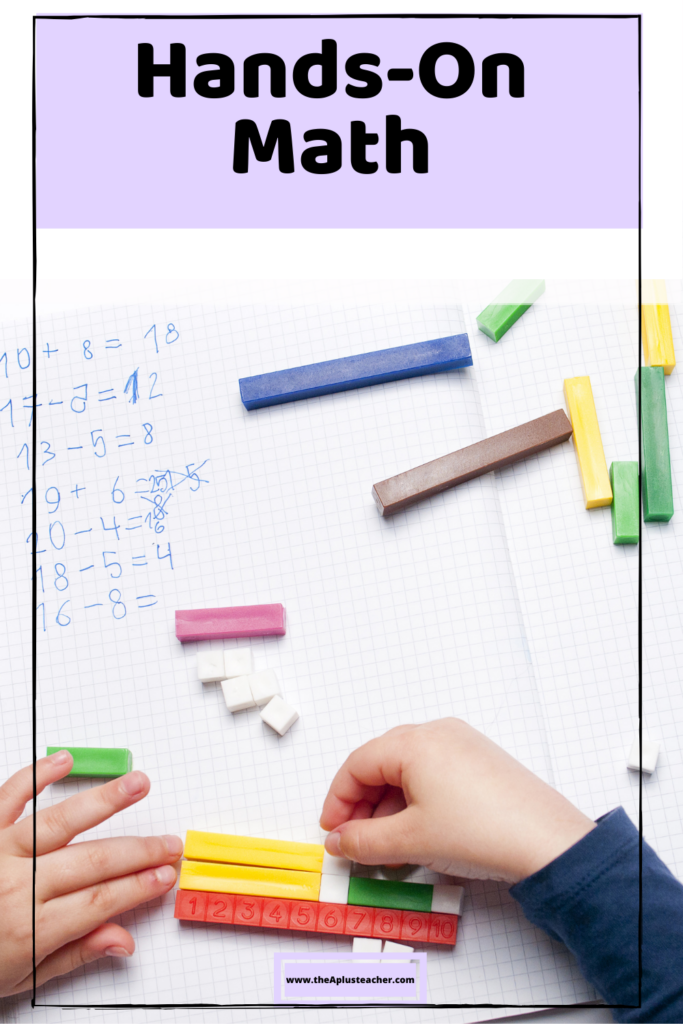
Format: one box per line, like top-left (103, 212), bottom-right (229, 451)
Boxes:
top-left (197, 648), bottom-right (299, 737)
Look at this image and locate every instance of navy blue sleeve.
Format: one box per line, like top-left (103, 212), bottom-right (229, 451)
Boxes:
top-left (510, 807), bottom-right (683, 1022)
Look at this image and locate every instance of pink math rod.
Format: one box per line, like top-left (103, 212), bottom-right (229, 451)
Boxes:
top-left (175, 604), bottom-right (286, 642)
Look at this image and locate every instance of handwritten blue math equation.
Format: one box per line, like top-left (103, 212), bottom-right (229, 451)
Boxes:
top-left (2, 320), bottom-right (211, 632)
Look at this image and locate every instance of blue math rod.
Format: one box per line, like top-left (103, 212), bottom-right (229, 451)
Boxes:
top-left (239, 334), bottom-right (473, 410)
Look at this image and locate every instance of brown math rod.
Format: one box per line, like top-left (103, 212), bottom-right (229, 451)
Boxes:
top-left (372, 409), bottom-right (573, 517)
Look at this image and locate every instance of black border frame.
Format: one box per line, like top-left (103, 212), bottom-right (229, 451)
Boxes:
top-left (31, 11), bottom-right (643, 1013)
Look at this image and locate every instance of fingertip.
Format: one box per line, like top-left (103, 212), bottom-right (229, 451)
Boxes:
top-left (87, 923), bottom-right (135, 958)
top-left (153, 863), bottom-right (177, 887)
top-left (119, 771), bottom-right (149, 799)
top-left (47, 749), bottom-right (72, 766)
top-left (324, 831), bottom-right (342, 856)
top-left (43, 750), bottom-right (73, 779)
top-left (162, 834), bottom-right (184, 859)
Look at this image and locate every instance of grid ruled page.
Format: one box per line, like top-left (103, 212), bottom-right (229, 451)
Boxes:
top-left (5, 288), bottom-right (668, 1019)
top-left (465, 287), bottom-right (641, 826)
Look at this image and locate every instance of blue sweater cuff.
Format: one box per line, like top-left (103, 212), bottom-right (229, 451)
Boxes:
top-left (510, 806), bottom-right (683, 1022)
top-left (510, 806), bottom-right (636, 945)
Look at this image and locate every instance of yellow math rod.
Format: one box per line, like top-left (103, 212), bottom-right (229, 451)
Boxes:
top-left (642, 280), bottom-right (676, 375)
top-left (563, 376), bottom-right (613, 509)
top-left (184, 830), bottom-right (324, 872)
top-left (179, 860), bottom-right (322, 901)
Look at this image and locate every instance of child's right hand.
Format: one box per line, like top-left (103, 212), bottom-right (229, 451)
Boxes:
top-left (320, 718), bottom-right (595, 883)
top-left (0, 751), bottom-right (182, 997)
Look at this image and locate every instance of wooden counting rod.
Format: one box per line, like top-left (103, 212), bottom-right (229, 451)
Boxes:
top-left (175, 890), bottom-right (459, 946)
top-left (372, 409), bottom-right (572, 516)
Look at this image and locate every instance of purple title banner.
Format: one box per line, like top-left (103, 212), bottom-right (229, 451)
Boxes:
top-left (36, 16), bottom-right (638, 228)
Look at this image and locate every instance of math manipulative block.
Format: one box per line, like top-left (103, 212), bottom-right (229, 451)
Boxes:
top-left (322, 850), bottom-right (353, 876)
top-left (637, 368), bottom-right (674, 522)
top-left (233, 895), bottom-right (263, 927)
top-left (239, 334), bottom-right (473, 410)
top-left (221, 677), bottom-right (255, 712)
top-left (184, 831), bottom-right (324, 872)
top-left (261, 898), bottom-right (293, 930)
top-left (344, 905), bottom-right (375, 937)
top-left (428, 913), bottom-right (458, 944)
top-left (174, 889), bottom-right (209, 922)
top-left (627, 737), bottom-right (660, 775)
top-left (353, 937), bottom-right (382, 952)
top-left (46, 746), bottom-right (132, 778)
top-left (223, 649), bottom-right (254, 679)
top-left (563, 376), bottom-right (613, 509)
top-left (372, 410), bottom-right (572, 516)
top-left (476, 279), bottom-right (545, 342)
top-left (399, 911), bottom-right (433, 944)
top-left (206, 892), bottom-right (235, 924)
top-left (609, 462), bottom-right (639, 545)
top-left (287, 900), bottom-right (319, 931)
top-left (179, 860), bottom-right (321, 902)
top-left (175, 890), bottom-right (459, 945)
top-left (316, 903), bottom-right (346, 934)
top-left (319, 873), bottom-right (350, 904)
top-left (176, 604), bottom-right (286, 642)
top-left (196, 650), bottom-right (226, 683)
top-left (372, 908), bottom-right (403, 941)
top-left (431, 884), bottom-right (464, 916)
top-left (642, 280), bottom-right (676, 374)
top-left (247, 669), bottom-right (282, 707)
top-left (348, 877), bottom-right (433, 913)
top-left (383, 940), bottom-right (414, 953)
top-left (260, 695), bottom-right (299, 736)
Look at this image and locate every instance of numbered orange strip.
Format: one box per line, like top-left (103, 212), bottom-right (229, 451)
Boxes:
top-left (174, 889), bottom-right (458, 946)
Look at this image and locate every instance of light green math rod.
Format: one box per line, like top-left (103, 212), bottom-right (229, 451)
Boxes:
top-left (609, 462), bottom-right (639, 544)
top-left (46, 747), bottom-right (133, 777)
top-left (476, 280), bottom-right (545, 342)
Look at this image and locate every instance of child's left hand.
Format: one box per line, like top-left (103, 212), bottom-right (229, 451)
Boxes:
top-left (0, 751), bottom-right (183, 997)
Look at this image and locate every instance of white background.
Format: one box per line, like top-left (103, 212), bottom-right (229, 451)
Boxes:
top-left (0, 0), bottom-right (681, 320)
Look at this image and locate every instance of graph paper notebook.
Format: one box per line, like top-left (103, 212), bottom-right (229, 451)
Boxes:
top-left (1, 285), bottom-right (680, 1022)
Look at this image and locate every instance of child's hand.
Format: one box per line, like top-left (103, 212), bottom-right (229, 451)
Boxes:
top-left (320, 719), bottom-right (595, 883)
top-left (0, 751), bottom-right (183, 997)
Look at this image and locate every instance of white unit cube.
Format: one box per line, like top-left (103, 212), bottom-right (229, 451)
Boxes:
top-left (322, 850), bottom-right (352, 877)
top-left (247, 669), bottom-right (281, 706)
top-left (382, 940), bottom-right (414, 953)
top-left (431, 884), bottom-right (464, 916)
top-left (627, 737), bottom-right (660, 775)
top-left (221, 677), bottom-right (256, 712)
top-left (197, 650), bottom-right (227, 683)
top-left (260, 695), bottom-right (299, 736)
top-left (352, 937), bottom-right (381, 952)
top-left (223, 649), bottom-right (253, 679)
top-left (318, 873), bottom-right (350, 905)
